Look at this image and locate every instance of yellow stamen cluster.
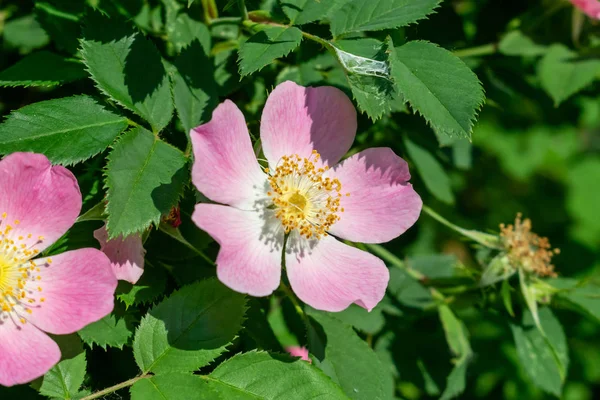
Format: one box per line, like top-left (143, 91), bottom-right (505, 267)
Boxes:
top-left (500, 213), bottom-right (559, 277)
top-left (0, 212), bottom-right (47, 324)
top-left (266, 151), bottom-right (347, 239)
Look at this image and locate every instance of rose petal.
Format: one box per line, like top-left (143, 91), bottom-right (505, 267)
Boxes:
top-left (0, 320), bottom-right (60, 387)
top-left (0, 152), bottom-right (81, 253)
top-left (25, 248), bottom-right (117, 335)
top-left (326, 147), bottom-right (422, 243)
top-left (286, 346), bottom-right (311, 362)
top-left (285, 233), bottom-right (389, 312)
top-left (260, 81), bottom-right (356, 169)
top-left (94, 224), bottom-right (145, 284)
top-left (571, 0), bottom-right (600, 19)
top-left (192, 204), bottom-right (284, 296)
top-left (191, 100), bottom-right (268, 210)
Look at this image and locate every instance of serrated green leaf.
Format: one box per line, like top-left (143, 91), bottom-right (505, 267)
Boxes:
top-left (307, 309), bottom-right (387, 400)
top-left (3, 14), bottom-right (49, 53)
top-left (498, 31), bottom-right (547, 57)
top-left (0, 95), bottom-right (128, 165)
top-left (169, 13), bottom-right (211, 53)
top-left (0, 51), bottom-right (86, 87)
top-left (510, 307), bottom-right (569, 397)
top-left (387, 267), bottom-right (433, 309)
top-left (117, 261), bottom-right (168, 308)
top-left (172, 40), bottom-right (218, 134)
top-left (39, 352), bottom-right (87, 400)
top-left (330, 0), bottom-right (441, 36)
top-left (404, 137), bottom-right (455, 204)
top-left (538, 44), bottom-right (600, 106)
top-left (35, 0), bottom-right (84, 54)
top-left (438, 305), bottom-right (472, 400)
top-left (280, 0), bottom-right (343, 25)
top-left (331, 303), bottom-right (385, 335)
top-left (133, 278), bottom-right (247, 374)
top-left (80, 11), bottom-right (173, 132)
top-left (131, 373), bottom-right (216, 400)
top-left (78, 313), bottom-right (134, 349)
top-left (332, 38), bottom-right (394, 120)
top-left (238, 26), bottom-right (302, 76)
top-left (105, 127), bottom-right (187, 238)
top-left (389, 40), bottom-right (485, 142)
top-left (207, 351), bottom-right (348, 399)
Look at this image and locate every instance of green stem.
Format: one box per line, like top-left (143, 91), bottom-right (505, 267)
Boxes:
top-left (452, 43), bottom-right (497, 58)
top-left (80, 375), bottom-right (150, 400)
top-left (279, 281), bottom-right (309, 325)
top-left (158, 223), bottom-right (215, 266)
top-left (238, 0), bottom-right (249, 21)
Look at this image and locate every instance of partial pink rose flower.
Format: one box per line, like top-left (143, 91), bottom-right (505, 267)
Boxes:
top-left (190, 81), bottom-right (422, 312)
top-left (286, 346), bottom-right (311, 362)
top-left (0, 153), bottom-right (117, 387)
top-left (571, 0), bottom-right (600, 19)
top-left (93, 225), bottom-right (145, 284)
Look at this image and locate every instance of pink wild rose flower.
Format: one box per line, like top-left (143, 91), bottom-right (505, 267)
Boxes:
top-left (94, 224), bottom-right (146, 284)
top-left (190, 81), bottom-right (422, 312)
top-left (286, 346), bottom-right (311, 362)
top-left (571, 0), bottom-right (600, 19)
top-left (0, 153), bottom-right (117, 387)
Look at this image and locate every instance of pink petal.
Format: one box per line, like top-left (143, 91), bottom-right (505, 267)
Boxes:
top-left (260, 81), bottom-right (357, 169)
top-left (192, 204), bottom-right (284, 296)
top-left (327, 148), bottom-right (422, 244)
top-left (191, 100), bottom-right (268, 209)
top-left (571, 0), bottom-right (600, 19)
top-left (286, 346), bottom-right (311, 362)
top-left (25, 248), bottom-right (117, 335)
top-left (285, 233), bottom-right (389, 312)
top-left (94, 224), bottom-right (145, 284)
top-left (0, 320), bottom-right (60, 386)
top-left (0, 152), bottom-right (81, 253)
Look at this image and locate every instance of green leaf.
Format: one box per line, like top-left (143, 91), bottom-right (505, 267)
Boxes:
top-left (387, 267), bottom-right (433, 309)
top-left (407, 254), bottom-right (461, 280)
top-left (0, 95), bottom-right (128, 165)
top-left (3, 14), bottom-right (49, 53)
top-left (133, 278), bottom-right (247, 374)
top-left (518, 268), bottom-right (541, 333)
top-left (172, 40), bottom-right (218, 134)
top-left (206, 351), bottom-right (348, 399)
top-left (280, 0), bottom-right (342, 25)
top-left (238, 26), bottom-right (303, 76)
top-left (438, 305), bottom-right (473, 400)
top-left (498, 31), bottom-right (547, 57)
top-left (105, 127), bottom-right (187, 238)
top-left (0, 51), bottom-right (86, 87)
top-left (332, 38), bottom-right (394, 120)
top-left (35, 0), bottom-right (84, 54)
top-left (78, 313), bottom-right (133, 349)
top-left (169, 14), bottom-right (211, 53)
top-left (131, 373), bottom-right (215, 400)
top-left (332, 303), bottom-right (385, 335)
top-left (404, 137), bottom-right (455, 204)
top-left (81, 11), bottom-right (173, 132)
top-left (510, 307), bottom-right (569, 397)
top-left (538, 44), bottom-right (600, 106)
top-left (555, 280), bottom-right (600, 323)
top-left (39, 352), bottom-right (87, 400)
top-left (389, 40), bottom-right (485, 142)
top-left (117, 261), bottom-right (168, 308)
top-left (330, 0), bottom-right (441, 36)
top-left (307, 309), bottom-right (387, 400)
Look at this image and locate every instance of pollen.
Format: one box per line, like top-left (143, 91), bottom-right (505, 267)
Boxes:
top-left (0, 212), bottom-right (45, 323)
top-left (267, 151), bottom-right (346, 239)
top-left (500, 213), bottom-right (559, 277)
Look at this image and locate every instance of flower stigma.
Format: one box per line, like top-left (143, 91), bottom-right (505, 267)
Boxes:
top-left (265, 150), bottom-right (348, 239)
top-left (0, 212), bottom-right (48, 324)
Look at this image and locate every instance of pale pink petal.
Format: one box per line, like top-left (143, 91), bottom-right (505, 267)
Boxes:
top-left (0, 152), bottom-right (81, 253)
top-left (0, 320), bottom-right (60, 386)
top-left (191, 100), bottom-right (268, 210)
top-left (285, 233), bottom-right (389, 312)
top-left (286, 346), bottom-right (311, 362)
top-left (571, 0), bottom-right (600, 19)
top-left (192, 204), bottom-right (284, 296)
top-left (94, 224), bottom-right (145, 284)
top-left (24, 248), bottom-right (117, 335)
top-left (326, 148), bottom-right (422, 244)
top-left (260, 81), bottom-right (357, 169)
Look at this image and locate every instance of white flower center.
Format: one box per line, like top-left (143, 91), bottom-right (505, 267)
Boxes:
top-left (265, 151), bottom-right (348, 239)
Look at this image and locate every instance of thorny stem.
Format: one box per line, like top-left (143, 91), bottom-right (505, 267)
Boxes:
top-left (80, 375), bottom-right (150, 400)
